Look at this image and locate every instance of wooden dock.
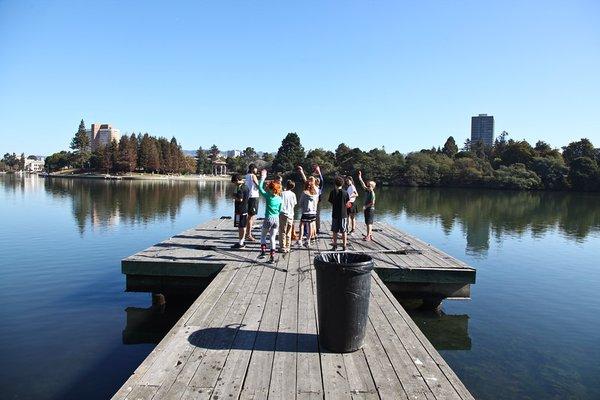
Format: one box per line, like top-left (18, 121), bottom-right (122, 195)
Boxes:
top-left (114, 218), bottom-right (475, 399)
top-left (122, 219), bottom-right (475, 305)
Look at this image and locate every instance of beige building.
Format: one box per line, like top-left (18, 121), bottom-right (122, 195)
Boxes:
top-left (86, 123), bottom-right (121, 150)
top-left (24, 156), bottom-right (45, 172)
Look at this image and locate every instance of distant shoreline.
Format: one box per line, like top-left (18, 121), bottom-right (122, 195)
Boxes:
top-left (43, 172), bottom-right (231, 182)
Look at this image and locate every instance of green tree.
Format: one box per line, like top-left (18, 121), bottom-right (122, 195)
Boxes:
top-left (530, 157), bottom-right (568, 190)
top-left (304, 148), bottom-right (336, 178)
top-left (568, 157), bottom-right (599, 191)
top-left (226, 156), bottom-right (243, 174)
top-left (19, 153), bottom-right (25, 170)
top-left (170, 137), bottom-right (184, 174)
top-left (196, 147), bottom-right (210, 174)
top-left (494, 164), bottom-right (542, 190)
top-left (209, 145), bottom-right (220, 160)
top-left (272, 132), bottom-right (305, 173)
top-left (449, 157), bottom-right (490, 186)
top-left (262, 152), bottom-right (274, 163)
top-left (500, 140), bottom-right (535, 166)
top-left (562, 138), bottom-right (596, 165)
top-left (471, 140), bottom-right (486, 159)
top-left (2, 152), bottom-right (19, 170)
top-left (442, 136), bottom-right (459, 157)
top-left (115, 136), bottom-right (131, 172)
top-left (492, 131), bottom-right (509, 157)
top-left (241, 147), bottom-right (258, 167)
top-left (44, 151), bottom-right (72, 172)
top-left (70, 119), bottom-right (91, 169)
top-left (137, 134), bottom-right (161, 172)
top-left (127, 134), bottom-right (138, 172)
top-left (147, 138), bottom-right (161, 172)
top-left (157, 137), bottom-right (173, 173)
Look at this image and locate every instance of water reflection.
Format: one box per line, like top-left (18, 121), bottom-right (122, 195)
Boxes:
top-left (10, 177), bottom-right (593, 249)
top-left (376, 187), bottom-right (600, 255)
top-left (123, 294), bottom-right (197, 345)
top-left (43, 177), bottom-right (229, 234)
top-left (400, 300), bottom-right (471, 351)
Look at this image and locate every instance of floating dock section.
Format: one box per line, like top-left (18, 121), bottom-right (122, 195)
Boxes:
top-left (114, 218), bottom-right (475, 399)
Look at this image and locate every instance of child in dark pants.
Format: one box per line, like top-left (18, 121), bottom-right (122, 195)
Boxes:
top-left (358, 170), bottom-right (376, 241)
top-left (231, 174), bottom-right (250, 248)
top-left (328, 176), bottom-right (350, 251)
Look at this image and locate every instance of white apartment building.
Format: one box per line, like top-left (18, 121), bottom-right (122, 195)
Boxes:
top-left (24, 156), bottom-right (45, 172)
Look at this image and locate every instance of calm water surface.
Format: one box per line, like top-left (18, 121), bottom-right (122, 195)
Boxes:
top-left (1, 175), bottom-right (599, 400)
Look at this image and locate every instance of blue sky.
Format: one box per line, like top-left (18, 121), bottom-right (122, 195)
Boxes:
top-left (1, 1), bottom-right (599, 155)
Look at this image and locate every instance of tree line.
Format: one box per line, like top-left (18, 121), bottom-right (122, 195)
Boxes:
top-left (226, 132), bottom-right (600, 192)
top-left (46, 120), bottom-right (195, 174)
top-left (1, 152), bottom-right (25, 172)
top-left (41, 121), bottom-right (600, 191)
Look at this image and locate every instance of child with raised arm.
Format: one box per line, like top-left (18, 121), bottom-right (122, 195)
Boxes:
top-left (345, 176), bottom-right (359, 234)
top-left (328, 176), bottom-right (350, 251)
top-left (296, 176), bottom-right (319, 248)
top-left (278, 180), bottom-right (297, 253)
top-left (258, 169), bottom-right (283, 263)
top-left (298, 164), bottom-right (324, 237)
top-left (231, 174), bottom-right (250, 249)
top-left (357, 170), bottom-right (376, 241)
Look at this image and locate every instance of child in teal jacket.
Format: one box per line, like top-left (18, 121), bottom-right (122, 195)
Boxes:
top-left (258, 169), bottom-right (283, 263)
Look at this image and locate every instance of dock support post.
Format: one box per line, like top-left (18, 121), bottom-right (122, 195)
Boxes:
top-left (420, 297), bottom-right (443, 312)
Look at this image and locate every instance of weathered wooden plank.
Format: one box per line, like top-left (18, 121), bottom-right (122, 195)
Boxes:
top-left (209, 252), bottom-right (280, 399)
top-left (368, 290), bottom-right (444, 400)
top-left (140, 271), bottom-right (244, 389)
top-left (372, 278), bottom-right (475, 400)
top-left (122, 384), bottom-right (159, 400)
top-left (238, 255), bottom-right (289, 400)
top-left (187, 258), bottom-right (266, 388)
top-left (268, 247), bottom-right (300, 399)
top-left (296, 247), bottom-right (324, 400)
top-left (113, 260), bottom-right (244, 399)
top-left (148, 259), bottom-right (258, 398)
top-left (342, 350), bottom-right (379, 400)
top-left (362, 319), bottom-right (409, 400)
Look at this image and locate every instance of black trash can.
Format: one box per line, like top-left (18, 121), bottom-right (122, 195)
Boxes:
top-left (314, 252), bottom-right (374, 353)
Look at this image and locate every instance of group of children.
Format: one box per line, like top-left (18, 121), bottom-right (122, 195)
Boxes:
top-left (232, 163), bottom-right (376, 263)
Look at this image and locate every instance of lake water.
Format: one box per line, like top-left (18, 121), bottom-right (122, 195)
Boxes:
top-left (1, 175), bottom-right (599, 400)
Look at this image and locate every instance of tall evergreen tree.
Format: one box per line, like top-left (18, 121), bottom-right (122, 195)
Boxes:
top-left (138, 134), bottom-right (152, 171)
top-left (158, 137), bottom-right (173, 173)
top-left (127, 134), bottom-right (138, 172)
top-left (209, 145), bottom-right (220, 160)
top-left (170, 137), bottom-right (183, 173)
top-left (196, 147), bottom-right (210, 174)
top-left (272, 132), bottom-right (305, 173)
top-left (116, 136), bottom-right (133, 172)
top-left (70, 119), bottom-right (91, 169)
top-left (241, 147), bottom-right (258, 167)
top-left (108, 139), bottom-right (119, 173)
top-left (147, 138), bottom-right (161, 172)
top-left (442, 136), bottom-right (459, 157)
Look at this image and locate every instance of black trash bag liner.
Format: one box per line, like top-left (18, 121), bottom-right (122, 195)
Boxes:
top-left (314, 252), bottom-right (374, 353)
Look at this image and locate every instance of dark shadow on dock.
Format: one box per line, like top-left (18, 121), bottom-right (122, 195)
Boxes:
top-left (188, 326), bottom-right (319, 352)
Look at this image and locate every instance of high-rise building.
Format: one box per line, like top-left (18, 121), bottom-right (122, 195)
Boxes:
top-left (471, 114), bottom-right (494, 147)
top-left (86, 123), bottom-right (121, 150)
